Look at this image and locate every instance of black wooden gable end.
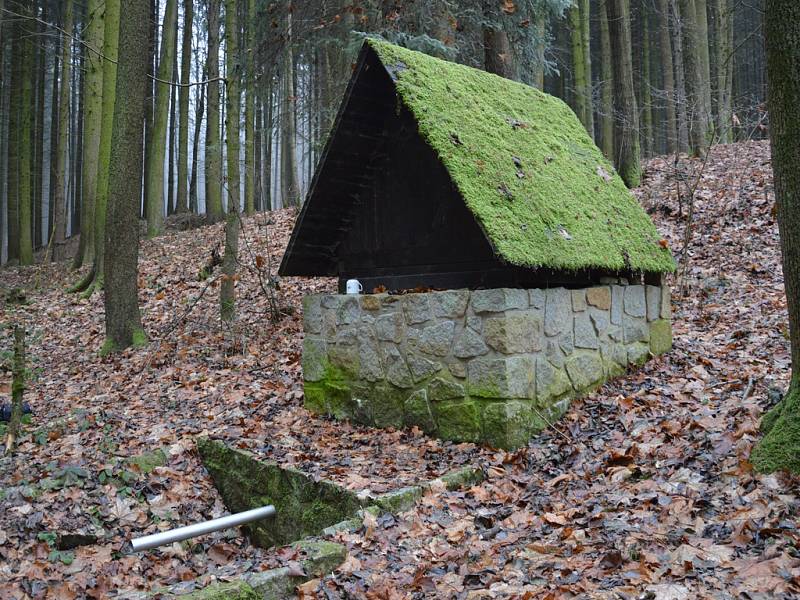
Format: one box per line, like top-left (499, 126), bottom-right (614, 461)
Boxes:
top-left (279, 44), bottom-right (647, 293)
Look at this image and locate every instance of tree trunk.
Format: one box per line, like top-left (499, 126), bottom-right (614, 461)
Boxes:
top-left (221, 0), bottom-right (241, 322)
top-left (189, 69), bottom-right (205, 213)
top-left (679, 0), bottom-right (709, 155)
top-left (264, 88), bottom-right (273, 211)
top-left (606, 0), bottom-right (641, 187)
top-left (658, 0), bottom-right (678, 154)
top-left (7, 17), bottom-right (21, 263)
top-left (750, 0), bottom-right (800, 474)
top-left (103, 0), bottom-right (148, 354)
top-left (280, 11), bottom-right (299, 208)
top-left (243, 0), bottom-right (256, 215)
top-left (711, 0), bottom-right (732, 142)
top-left (145, 0), bottom-right (177, 237)
top-left (483, 27), bottom-right (516, 80)
top-left (205, 0), bottom-right (223, 222)
top-left (599, 0), bottom-right (614, 160)
top-left (53, 0), bottom-right (73, 261)
top-left (87, 0), bottom-right (120, 293)
top-left (581, 0), bottom-right (594, 137)
top-left (670, 0), bottom-right (690, 153)
top-left (569, 2), bottom-right (588, 130)
top-left (167, 20), bottom-right (178, 217)
top-left (73, 0), bottom-right (104, 269)
top-left (641, 7), bottom-right (653, 157)
top-left (533, 12), bottom-right (546, 90)
top-left (142, 0), bottom-right (158, 221)
top-left (176, 0), bottom-right (192, 213)
top-left (694, 0), bottom-right (713, 123)
top-left (18, 3), bottom-right (34, 265)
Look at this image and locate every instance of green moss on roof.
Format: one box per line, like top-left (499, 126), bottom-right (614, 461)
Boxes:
top-left (367, 39), bottom-right (675, 273)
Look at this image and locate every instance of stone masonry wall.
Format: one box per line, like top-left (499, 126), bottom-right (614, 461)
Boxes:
top-left (302, 285), bottom-right (672, 449)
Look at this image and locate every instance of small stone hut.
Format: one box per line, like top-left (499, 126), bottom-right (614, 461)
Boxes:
top-left (280, 40), bottom-right (675, 449)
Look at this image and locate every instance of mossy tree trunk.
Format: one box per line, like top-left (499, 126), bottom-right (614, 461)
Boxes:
top-left (606, 0), bottom-right (641, 188)
top-left (73, 0), bottom-right (105, 269)
top-left (205, 0), bottom-right (223, 223)
top-left (17, 1), bottom-right (33, 266)
top-left (176, 0), bottom-right (192, 214)
top-left (568, 2), bottom-right (588, 131)
top-left (640, 8), bottom-right (653, 158)
top-left (221, 0), bottom-right (241, 322)
top-left (750, 0), bottom-right (800, 474)
top-left (103, 0), bottom-right (148, 354)
top-left (145, 0), bottom-right (177, 237)
top-left (79, 0), bottom-right (119, 295)
top-left (52, 0), bottom-right (73, 262)
top-left (7, 16), bottom-right (21, 263)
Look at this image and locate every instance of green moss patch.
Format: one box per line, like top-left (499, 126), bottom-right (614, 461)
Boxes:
top-left (366, 39), bottom-right (675, 274)
top-left (751, 386), bottom-right (800, 474)
top-left (196, 438), bottom-right (363, 549)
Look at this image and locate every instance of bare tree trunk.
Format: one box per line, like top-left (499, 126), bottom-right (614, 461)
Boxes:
top-left (145, 0), bottom-right (177, 236)
top-left (606, 0), bottom-right (641, 187)
top-left (750, 0), bottom-right (800, 474)
top-left (176, 0), bottom-right (192, 213)
top-left (18, 2), bottom-right (34, 265)
top-left (658, 0), bottom-right (678, 154)
top-left (73, 0), bottom-right (104, 269)
top-left (280, 11), bottom-right (300, 208)
top-left (599, 0), bottom-right (614, 159)
top-left (103, 0), bottom-right (148, 353)
top-left (221, 0), bottom-right (241, 322)
top-left (670, 0), bottom-right (690, 153)
top-left (189, 69), bottom-right (205, 213)
top-left (679, 0), bottom-right (710, 155)
top-left (205, 0), bottom-right (223, 222)
top-left (53, 0), bottom-right (73, 261)
top-left (7, 16), bottom-right (21, 263)
top-left (244, 0), bottom-right (256, 215)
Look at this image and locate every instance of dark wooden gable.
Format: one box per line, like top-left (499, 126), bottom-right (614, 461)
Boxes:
top-left (279, 44), bottom-right (643, 292)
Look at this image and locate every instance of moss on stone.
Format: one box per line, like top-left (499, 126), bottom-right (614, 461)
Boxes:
top-left (751, 386), bottom-right (800, 474)
top-left (649, 319), bottom-right (673, 355)
top-left (366, 39), bottom-right (675, 274)
top-left (434, 399), bottom-right (482, 442)
top-left (293, 540), bottom-right (348, 577)
top-left (482, 400), bottom-right (535, 449)
top-left (374, 486), bottom-right (424, 513)
top-left (436, 466), bottom-right (484, 490)
top-left (126, 448), bottom-right (167, 474)
top-left (196, 438), bottom-right (362, 548)
top-left (179, 581), bottom-right (260, 600)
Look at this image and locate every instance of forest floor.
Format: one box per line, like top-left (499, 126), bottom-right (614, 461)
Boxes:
top-left (1, 140), bottom-right (798, 599)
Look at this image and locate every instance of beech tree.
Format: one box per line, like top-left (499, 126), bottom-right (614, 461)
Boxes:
top-left (103, 0), bottom-right (148, 353)
top-left (751, 0), bottom-right (800, 473)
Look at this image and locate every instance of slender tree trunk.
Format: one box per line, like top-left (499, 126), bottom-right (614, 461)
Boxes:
top-left (143, 0), bottom-right (158, 220)
top-left (670, 0), bottom-right (690, 153)
top-left (221, 0), bottom-right (241, 322)
top-left (569, 2), bottom-right (588, 130)
top-left (48, 48), bottom-right (59, 246)
top-left (599, 0), bottom-right (614, 159)
top-left (167, 25), bottom-right (178, 217)
top-left (176, 0), bottom-right (192, 213)
top-left (7, 17), bottom-right (21, 262)
top-left (205, 0), bottom-right (223, 222)
top-left (89, 0), bottom-right (120, 293)
top-left (33, 11), bottom-right (45, 251)
top-left (264, 88), bottom-right (273, 211)
top-left (750, 0), bottom-right (800, 474)
top-left (145, 0), bottom-right (177, 236)
top-left (711, 0), bottom-right (733, 142)
top-left (533, 12), bottom-right (546, 90)
top-left (53, 0), bottom-right (73, 261)
top-left (189, 69), bottom-right (205, 213)
top-left (103, 0), bottom-right (148, 354)
top-left (606, 0), bottom-right (641, 188)
top-left (658, 0), bottom-right (678, 154)
top-left (73, 0), bottom-right (104, 269)
top-left (679, 0), bottom-right (710, 155)
top-left (243, 0), bottom-right (256, 215)
top-left (280, 11), bottom-right (299, 207)
top-left (695, 0), bottom-right (713, 123)
top-left (581, 0), bottom-right (594, 137)
top-left (254, 98), bottom-right (262, 211)
top-left (641, 8), bottom-right (653, 157)
top-left (18, 3), bottom-right (34, 265)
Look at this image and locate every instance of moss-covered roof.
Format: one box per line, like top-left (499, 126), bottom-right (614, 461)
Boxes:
top-left (366, 39), bottom-right (674, 273)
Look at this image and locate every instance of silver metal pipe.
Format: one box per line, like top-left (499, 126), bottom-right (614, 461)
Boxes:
top-left (131, 505), bottom-right (276, 552)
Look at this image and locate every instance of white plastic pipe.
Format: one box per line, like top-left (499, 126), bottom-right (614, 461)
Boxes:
top-left (130, 505), bottom-right (276, 552)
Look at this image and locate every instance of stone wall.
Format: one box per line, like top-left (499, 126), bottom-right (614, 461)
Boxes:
top-left (302, 285), bottom-right (672, 449)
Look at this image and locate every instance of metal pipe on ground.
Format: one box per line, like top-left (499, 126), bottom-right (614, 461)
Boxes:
top-left (130, 505), bottom-right (276, 552)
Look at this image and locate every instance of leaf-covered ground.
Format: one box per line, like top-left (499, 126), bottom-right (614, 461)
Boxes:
top-left (1, 140), bottom-right (798, 599)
